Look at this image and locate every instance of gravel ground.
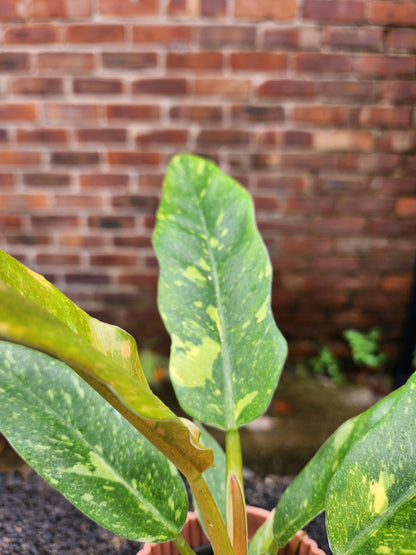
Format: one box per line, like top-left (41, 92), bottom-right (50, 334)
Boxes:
top-left (0, 469), bottom-right (332, 554)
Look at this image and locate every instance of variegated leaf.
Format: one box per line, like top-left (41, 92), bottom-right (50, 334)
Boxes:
top-left (0, 264), bottom-right (213, 479)
top-left (153, 154), bottom-right (287, 430)
top-left (0, 341), bottom-right (188, 542)
top-left (270, 389), bottom-right (400, 548)
top-left (326, 372), bottom-right (416, 554)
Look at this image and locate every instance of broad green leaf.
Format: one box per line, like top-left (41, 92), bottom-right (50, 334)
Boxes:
top-left (0, 341), bottom-right (188, 542)
top-left (0, 249), bottom-right (143, 383)
top-left (153, 154), bottom-right (287, 430)
top-left (326, 372), bottom-right (416, 554)
top-left (270, 389), bottom-right (399, 548)
top-left (0, 268), bottom-right (213, 479)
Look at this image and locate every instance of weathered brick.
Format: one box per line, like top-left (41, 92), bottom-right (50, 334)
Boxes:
top-left (396, 198), bottom-right (416, 217)
top-left (358, 107), bottom-right (411, 129)
top-left (79, 173), bottom-right (129, 188)
top-left (168, 0), bottom-right (226, 17)
top-left (99, 0), bottom-right (158, 16)
top-left (106, 104), bottom-right (160, 120)
top-left (230, 52), bottom-right (287, 71)
top-left (195, 78), bottom-right (251, 98)
top-left (132, 25), bottom-right (191, 45)
top-left (0, 0), bottom-right (27, 20)
top-left (135, 129), bottom-right (189, 145)
top-left (0, 193), bottom-right (50, 210)
top-left (32, 0), bottom-right (92, 18)
top-left (311, 217), bottom-right (365, 234)
top-left (235, 0), bottom-right (297, 20)
top-left (194, 25), bottom-right (256, 48)
top-left (102, 52), bottom-right (157, 70)
top-left (339, 153), bottom-right (400, 174)
top-left (139, 174), bottom-right (164, 189)
top-left (231, 104), bottom-right (284, 122)
top-left (304, 0), bottom-right (365, 23)
top-left (197, 129), bottom-right (250, 146)
top-left (17, 129), bottom-right (68, 144)
top-left (369, 2), bottom-right (416, 25)
top-left (51, 151), bottom-right (100, 165)
top-left (167, 52), bottom-right (223, 71)
top-left (282, 153), bottom-right (339, 171)
top-left (107, 151), bottom-right (160, 166)
top-left (9, 77), bottom-right (63, 95)
top-left (170, 104), bottom-right (222, 121)
top-left (323, 27), bottom-right (382, 51)
top-left (381, 275), bottom-right (412, 292)
top-left (293, 105), bottom-right (351, 125)
top-left (88, 215), bottom-right (135, 229)
top-left (45, 103), bottom-right (99, 121)
top-left (0, 52), bottom-right (29, 71)
top-left (67, 24), bottom-right (125, 43)
top-left (31, 215), bottom-right (80, 228)
top-left (38, 52), bottom-right (95, 72)
top-left (294, 53), bottom-right (352, 73)
top-left (382, 81), bottom-right (416, 104)
top-left (0, 103), bottom-right (37, 120)
top-left (37, 253), bottom-right (81, 265)
top-left (375, 132), bottom-right (416, 153)
top-left (316, 80), bottom-right (377, 102)
top-left (132, 78), bottom-right (188, 95)
top-left (356, 55), bottom-right (416, 78)
top-left (313, 130), bottom-right (373, 152)
top-left (262, 28), bottom-right (299, 49)
top-left (77, 129), bottom-right (126, 143)
top-left (112, 195), bottom-right (159, 211)
top-left (73, 78), bottom-right (123, 94)
top-left (4, 24), bottom-right (60, 43)
top-left (0, 129), bottom-right (8, 142)
top-left (386, 29), bottom-right (416, 51)
top-left (257, 79), bottom-right (315, 98)
top-left (91, 253), bottom-right (138, 267)
top-left (24, 173), bottom-right (70, 186)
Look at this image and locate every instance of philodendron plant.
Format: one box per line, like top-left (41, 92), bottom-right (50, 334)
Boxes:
top-left (0, 155), bottom-right (415, 555)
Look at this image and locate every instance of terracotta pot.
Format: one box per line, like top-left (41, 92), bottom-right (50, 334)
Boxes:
top-left (137, 506), bottom-right (326, 555)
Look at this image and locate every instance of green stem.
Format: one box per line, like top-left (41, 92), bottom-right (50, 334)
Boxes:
top-left (226, 428), bottom-right (244, 488)
top-left (189, 473), bottom-right (234, 555)
top-left (174, 533), bottom-right (196, 555)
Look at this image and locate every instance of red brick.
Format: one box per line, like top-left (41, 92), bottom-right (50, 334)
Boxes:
top-left (135, 129), bottom-right (189, 145)
top-left (102, 52), bottom-right (157, 70)
top-left (280, 237), bottom-right (332, 254)
top-left (168, 0), bottom-right (226, 17)
top-left (107, 152), bottom-right (160, 166)
top-left (170, 104), bottom-right (222, 121)
top-left (0, 1), bottom-right (27, 20)
top-left (4, 24), bottom-right (60, 43)
top-left (396, 198), bottom-right (416, 217)
top-left (168, 52), bottom-right (224, 75)
top-left (88, 215), bottom-right (135, 229)
top-left (51, 151), bottom-right (100, 165)
top-left (45, 103), bottom-right (99, 122)
top-left (79, 173), bottom-right (129, 188)
top-left (132, 79), bottom-right (188, 95)
top-left (358, 107), bottom-right (410, 129)
top-left (67, 24), bottom-right (125, 43)
top-left (356, 55), bottom-right (416, 78)
top-left (313, 257), bottom-right (358, 273)
top-left (0, 193), bottom-right (50, 210)
top-left (387, 29), bottom-right (416, 51)
top-left (339, 153), bottom-right (399, 174)
top-left (381, 275), bottom-right (412, 292)
top-left (112, 195), bottom-right (159, 211)
top-left (323, 27), bottom-right (382, 51)
top-left (0, 129), bottom-right (8, 142)
top-left (32, 0), bottom-right (92, 18)
top-left (313, 130), bottom-right (373, 152)
top-left (0, 151), bottom-right (41, 165)
top-left (262, 28), bottom-right (299, 49)
top-left (197, 129), bottom-right (250, 146)
top-left (55, 195), bottom-right (104, 208)
top-left (230, 52), bottom-right (287, 71)
top-left (293, 105), bottom-right (351, 126)
top-left (284, 198), bottom-right (335, 214)
top-left (194, 78), bottom-right (251, 98)
top-left (382, 81), bottom-right (416, 104)
top-left (0, 215), bottom-right (23, 228)
top-left (23, 173), bottom-right (70, 186)
top-left (106, 104), bottom-right (160, 120)
top-left (10, 77), bottom-right (63, 95)
top-left (194, 25), bottom-right (256, 48)
top-left (294, 53), bottom-right (352, 73)
top-left (17, 129), bottom-right (68, 144)
top-left (304, 0), bottom-right (365, 23)
top-left (91, 254), bottom-right (138, 267)
top-left (336, 198), bottom-right (394, 215)
top-left (255, 130), bottom-right (311, 147)
top-left (99, 0), bottom-right (159, 16)
top-left (282, 153), bottom-right (339, 171)
top-left (32, 215), bottom-right (80, 228)
top-left (231, 104), bottom-right (284, 122)
top-left (139, 174), bottom-right (164, 189)
top-left (0, 52), bottom-right (29, 71)
top-left (311, 217), bottom-right (365, 234)
top-left (369, 2), bottom-right (416, 25)
top-left (375, 132), bottom-right (416, 153)
top-left (36, 253), bottom-right (81, 266)
top-left (77, 129), bottom-right (126, 143)
top-left (0, 104), bottom-right (37, 121)
top-left (132, 25), bottom-right (191, 45)
top-left (38, 52), bottom-right (95, 73)
top-left (73, 78), bottom-right (123, 94)
top-left (235, 0), bottom-right (297, 20)
top-left (257, 79), bottom-right (315, 98)
top-left (315, 81), bottom-right (377, 102)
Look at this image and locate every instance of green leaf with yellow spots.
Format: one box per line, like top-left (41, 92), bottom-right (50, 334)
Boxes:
top-left (153, 154), bottom-right (287, 430)
top-left (0, 254), bottom-right (213, 479)
top-left (0, 341), bottom-right (188, 542)
top-left (269, 389), bottom-right (400, 549)
top-left (326, 371), bottom-right (416, 554)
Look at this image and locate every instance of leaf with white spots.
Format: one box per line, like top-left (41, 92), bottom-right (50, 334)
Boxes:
top-left (326, 371), bottom-right (416, 554)
top-left (153, 155), bottom-right (287, 430)
top-left (0, 341), bottom-right (188, 542)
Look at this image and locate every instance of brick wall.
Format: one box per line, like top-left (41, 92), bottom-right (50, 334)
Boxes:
top-left (1, 0), bottom-right (415, 363)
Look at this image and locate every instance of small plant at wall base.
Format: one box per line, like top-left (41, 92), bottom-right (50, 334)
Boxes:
top-left (0, 155), bottom-right (415, 554)
top-left (343, 328), bottom-right (389, 371)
